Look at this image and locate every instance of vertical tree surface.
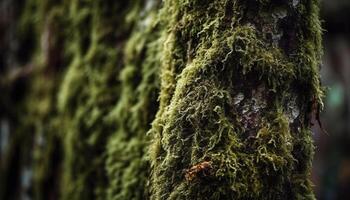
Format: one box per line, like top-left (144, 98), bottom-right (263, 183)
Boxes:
top-left (149, 0), bottom-right (323, 199)
top-left (0, 0), bottom-right (323, 200)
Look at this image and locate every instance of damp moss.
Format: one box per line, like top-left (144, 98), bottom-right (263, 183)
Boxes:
top-left (105, 1), bottom-right (161, 199)
top-left (57, 1), bottom-right (129, 199)
top-left (57, 1), bottom-right (162, 199)
top-left (149, 0), bottom-right (322, 199)
top-left (1, 0), bottom-right (323, 199)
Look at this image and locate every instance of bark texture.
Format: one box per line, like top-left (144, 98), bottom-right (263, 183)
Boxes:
top-left (0, 0), bottom-right (323, 200)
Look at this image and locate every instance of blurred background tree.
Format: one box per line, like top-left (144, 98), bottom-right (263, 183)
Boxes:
top-left (312, 1), bottom-right (350, 200)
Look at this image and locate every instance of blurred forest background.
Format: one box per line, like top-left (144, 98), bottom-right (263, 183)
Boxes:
top-left (313, 0), bottom-right (350, 199)
top-left (0, 0), bottom-right (349, 199)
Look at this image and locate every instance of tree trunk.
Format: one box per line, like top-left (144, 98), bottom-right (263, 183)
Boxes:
top-left (149, 0), bottom-right (323, 199)
top-left (0, 0), bottom-right (323, 200)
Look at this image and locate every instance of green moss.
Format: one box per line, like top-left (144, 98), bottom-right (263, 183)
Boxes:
top-left (57, 1), bottom-right (162, 199)
top-left (0, 0), bottom-right (323, 199)
top-left (149, 0), bottom-right (322, 199)
top-left (105, 2), bottom-right (161, 199)
top-left (57, 1), bottom-right (126, 199)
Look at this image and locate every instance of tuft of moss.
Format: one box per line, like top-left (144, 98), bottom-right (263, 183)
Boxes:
top-left (149, 0), bottom-right (322, 199)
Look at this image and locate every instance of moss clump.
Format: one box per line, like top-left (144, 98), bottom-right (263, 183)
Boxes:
top-left (105, 1), bottom-right (161, 199)
top-left (57, 1), bottom-right (136, 199)
top-left (149, 0), bottom-right (322, 199)
top-left (57, 1), bottom-right (162, 199)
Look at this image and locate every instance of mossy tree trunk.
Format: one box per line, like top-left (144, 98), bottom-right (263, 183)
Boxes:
top-left (149, 0), bottom-right (323, 199)
top-left (0, 0), bottom-right (323, 200)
